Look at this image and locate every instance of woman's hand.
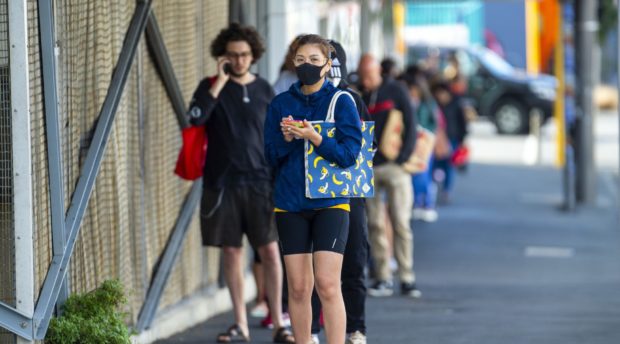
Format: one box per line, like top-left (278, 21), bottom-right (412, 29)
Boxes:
top-left (285, 120), bottom-right (323, 146)
top-left (280, 116), bottom-right (296, 142)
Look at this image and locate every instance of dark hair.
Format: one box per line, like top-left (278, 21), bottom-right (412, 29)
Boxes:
top-left (380, 57), bottom-right (398, 77)
top-left (399, 73), bottom-right (419, 89)
top-left (404, 64), bottom-right (421, 78)
top-left (431, 81), bottom-right (451, 94)
top-left (210, 23), bottom-right (265, 63)
top-left (288, 34), bottom-right (334, 64)
top-left (281, 35), bottom-right (305, 73)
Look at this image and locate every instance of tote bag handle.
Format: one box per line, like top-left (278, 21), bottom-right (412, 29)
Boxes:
top-left (325, 90), bottom-right (355, 123)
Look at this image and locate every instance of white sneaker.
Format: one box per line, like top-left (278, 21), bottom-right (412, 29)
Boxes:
top-left (346, 331), bottom-right (367, 344)
top-left (412, 207), bottom-right (425, 220)
top-left (311, 333), bottom-right (320, 344)
top-left (249, 302), bottom-right (268, 318)
top-left (422, 209), bottom-right (438, 223)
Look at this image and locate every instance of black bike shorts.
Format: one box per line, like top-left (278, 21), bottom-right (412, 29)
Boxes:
top-left (276, 208), bottom-right (349, 255)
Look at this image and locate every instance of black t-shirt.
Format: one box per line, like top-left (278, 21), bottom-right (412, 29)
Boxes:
top-left (188, 76), bottom-right (275, 189)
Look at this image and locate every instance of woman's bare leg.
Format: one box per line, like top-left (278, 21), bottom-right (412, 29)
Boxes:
top-left (283, 254), bottom-right (314, 344)
top-left (314, 251), bottom-right (345, 344)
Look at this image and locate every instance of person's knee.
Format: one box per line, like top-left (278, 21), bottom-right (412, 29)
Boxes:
top-left (392, 222), bottom-right (413, 240)
top-left (288, 278), bottom-right (313, 302)
top-left (315, 274), bottom-right (341, 301)
top-left (258, 242), bottom-right (281, 267)
top-left (222, 246), bottom-right (243, 264)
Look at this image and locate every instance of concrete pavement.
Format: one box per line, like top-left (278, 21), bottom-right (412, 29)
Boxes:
top-left (157, 158), bottom-right (620, 343)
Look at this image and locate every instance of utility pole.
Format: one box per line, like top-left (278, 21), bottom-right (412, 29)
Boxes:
top-left (617, 0), bottom-right (620, 206)
top-left (360, 0), bottom-right (370, 54)
top-left (575, 0), bottom-right (598, 204)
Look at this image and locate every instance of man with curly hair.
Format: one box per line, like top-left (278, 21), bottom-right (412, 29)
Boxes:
top-left (187, 23), bottom-right (294, 343)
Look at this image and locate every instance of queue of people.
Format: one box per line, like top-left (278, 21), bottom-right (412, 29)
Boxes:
top-left (182, 22), bottom-right (469, 344)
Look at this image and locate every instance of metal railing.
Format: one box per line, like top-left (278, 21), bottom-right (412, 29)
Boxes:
top-left (0, 0), bottom-right (204, 340)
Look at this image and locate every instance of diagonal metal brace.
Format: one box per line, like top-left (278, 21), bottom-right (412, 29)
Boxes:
top-left (0, 302), bottom-right (34, 340)
top-left (145, 12), bottom-right (189, 129)
top-left (135, 179), bottom-right (203, 332)
top-left (31, 1), bottom-right (152, 340)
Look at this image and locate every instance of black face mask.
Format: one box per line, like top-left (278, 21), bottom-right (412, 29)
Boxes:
top-left (295, 62), bottom-right (327, 85)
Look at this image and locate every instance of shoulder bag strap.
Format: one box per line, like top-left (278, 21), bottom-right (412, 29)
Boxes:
top-left (326, 90), bottom-right (356, 123)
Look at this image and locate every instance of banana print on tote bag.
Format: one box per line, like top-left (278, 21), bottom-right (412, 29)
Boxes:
top-left (304, 90), bottom-right (376, 199)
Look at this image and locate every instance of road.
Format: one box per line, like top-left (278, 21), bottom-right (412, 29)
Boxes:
top-left (159, 113), bottom-right (620, 344)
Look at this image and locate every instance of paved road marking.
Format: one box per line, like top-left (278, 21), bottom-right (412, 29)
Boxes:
top-left (520, 193), bottom-right (563, 205)
top-left (524, 246), bottom-right (575, 258)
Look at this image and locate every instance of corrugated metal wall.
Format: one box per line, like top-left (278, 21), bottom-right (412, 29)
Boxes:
top-left (23, 0), bottom-right (228, 335)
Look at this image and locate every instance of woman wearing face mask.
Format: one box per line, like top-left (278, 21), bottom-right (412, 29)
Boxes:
top-left (264, 34), bottom-right (362, 344)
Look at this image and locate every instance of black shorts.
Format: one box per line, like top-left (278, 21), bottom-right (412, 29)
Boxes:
top-left (276, 209), bottom-right (349, 255)
top-left (200, 182), bottom-right (278, 248)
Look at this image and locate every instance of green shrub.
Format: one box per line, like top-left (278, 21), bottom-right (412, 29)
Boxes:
top-left (45, 280), bottom-right (132, 344)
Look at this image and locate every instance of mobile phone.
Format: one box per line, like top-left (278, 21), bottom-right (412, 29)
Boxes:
top-left (223, 63), bottom-right (233, 75)
top-left (288, 120), bottom-right (304, 128)
top-left (283, 118), bottom-right (304, 128)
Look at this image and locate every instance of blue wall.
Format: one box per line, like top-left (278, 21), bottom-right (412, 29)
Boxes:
top-left (406, 0), bottom-right (484, 45)
top-left (484, 1), bottom-right (526, 69)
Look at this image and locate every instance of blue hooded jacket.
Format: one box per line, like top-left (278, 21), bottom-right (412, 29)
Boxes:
top-left (264, 80), bottom-right (362, 212)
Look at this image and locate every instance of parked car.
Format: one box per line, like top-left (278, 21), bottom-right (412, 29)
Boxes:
top-left (407, 45), bottom-right (557, 135)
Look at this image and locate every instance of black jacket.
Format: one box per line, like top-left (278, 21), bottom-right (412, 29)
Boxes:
top-left (339, 83), bottom-right (371, 122)
top-left (360, 78), bottom-right (417, 166)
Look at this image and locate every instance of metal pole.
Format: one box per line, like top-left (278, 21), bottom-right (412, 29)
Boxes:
top-left (9, 0), bottom-right (34, 316)
top-left (575, 0), bottom-right (598, 203)
top-left (257, 0), bottom-right (286, 84)
top-left (4, 0), bottom-right (35, 341)
top-left (360, 0), bottom-right (370, 54)
top-left (617, 0), bottom-right (620, 202)
top-left (37, 0), bottom-right (70, 309)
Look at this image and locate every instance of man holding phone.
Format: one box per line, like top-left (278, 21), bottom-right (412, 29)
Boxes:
top-left (187, 23), bottom-right (294, 343)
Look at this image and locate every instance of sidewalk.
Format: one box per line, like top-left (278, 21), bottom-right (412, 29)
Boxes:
top-left (157, 162), bottom-right (620, 344)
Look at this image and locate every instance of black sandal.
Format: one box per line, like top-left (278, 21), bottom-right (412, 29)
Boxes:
top-left (216, 324), bottom-right (250, 343)
top-left (273, 327), bottom-right (295, 343)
